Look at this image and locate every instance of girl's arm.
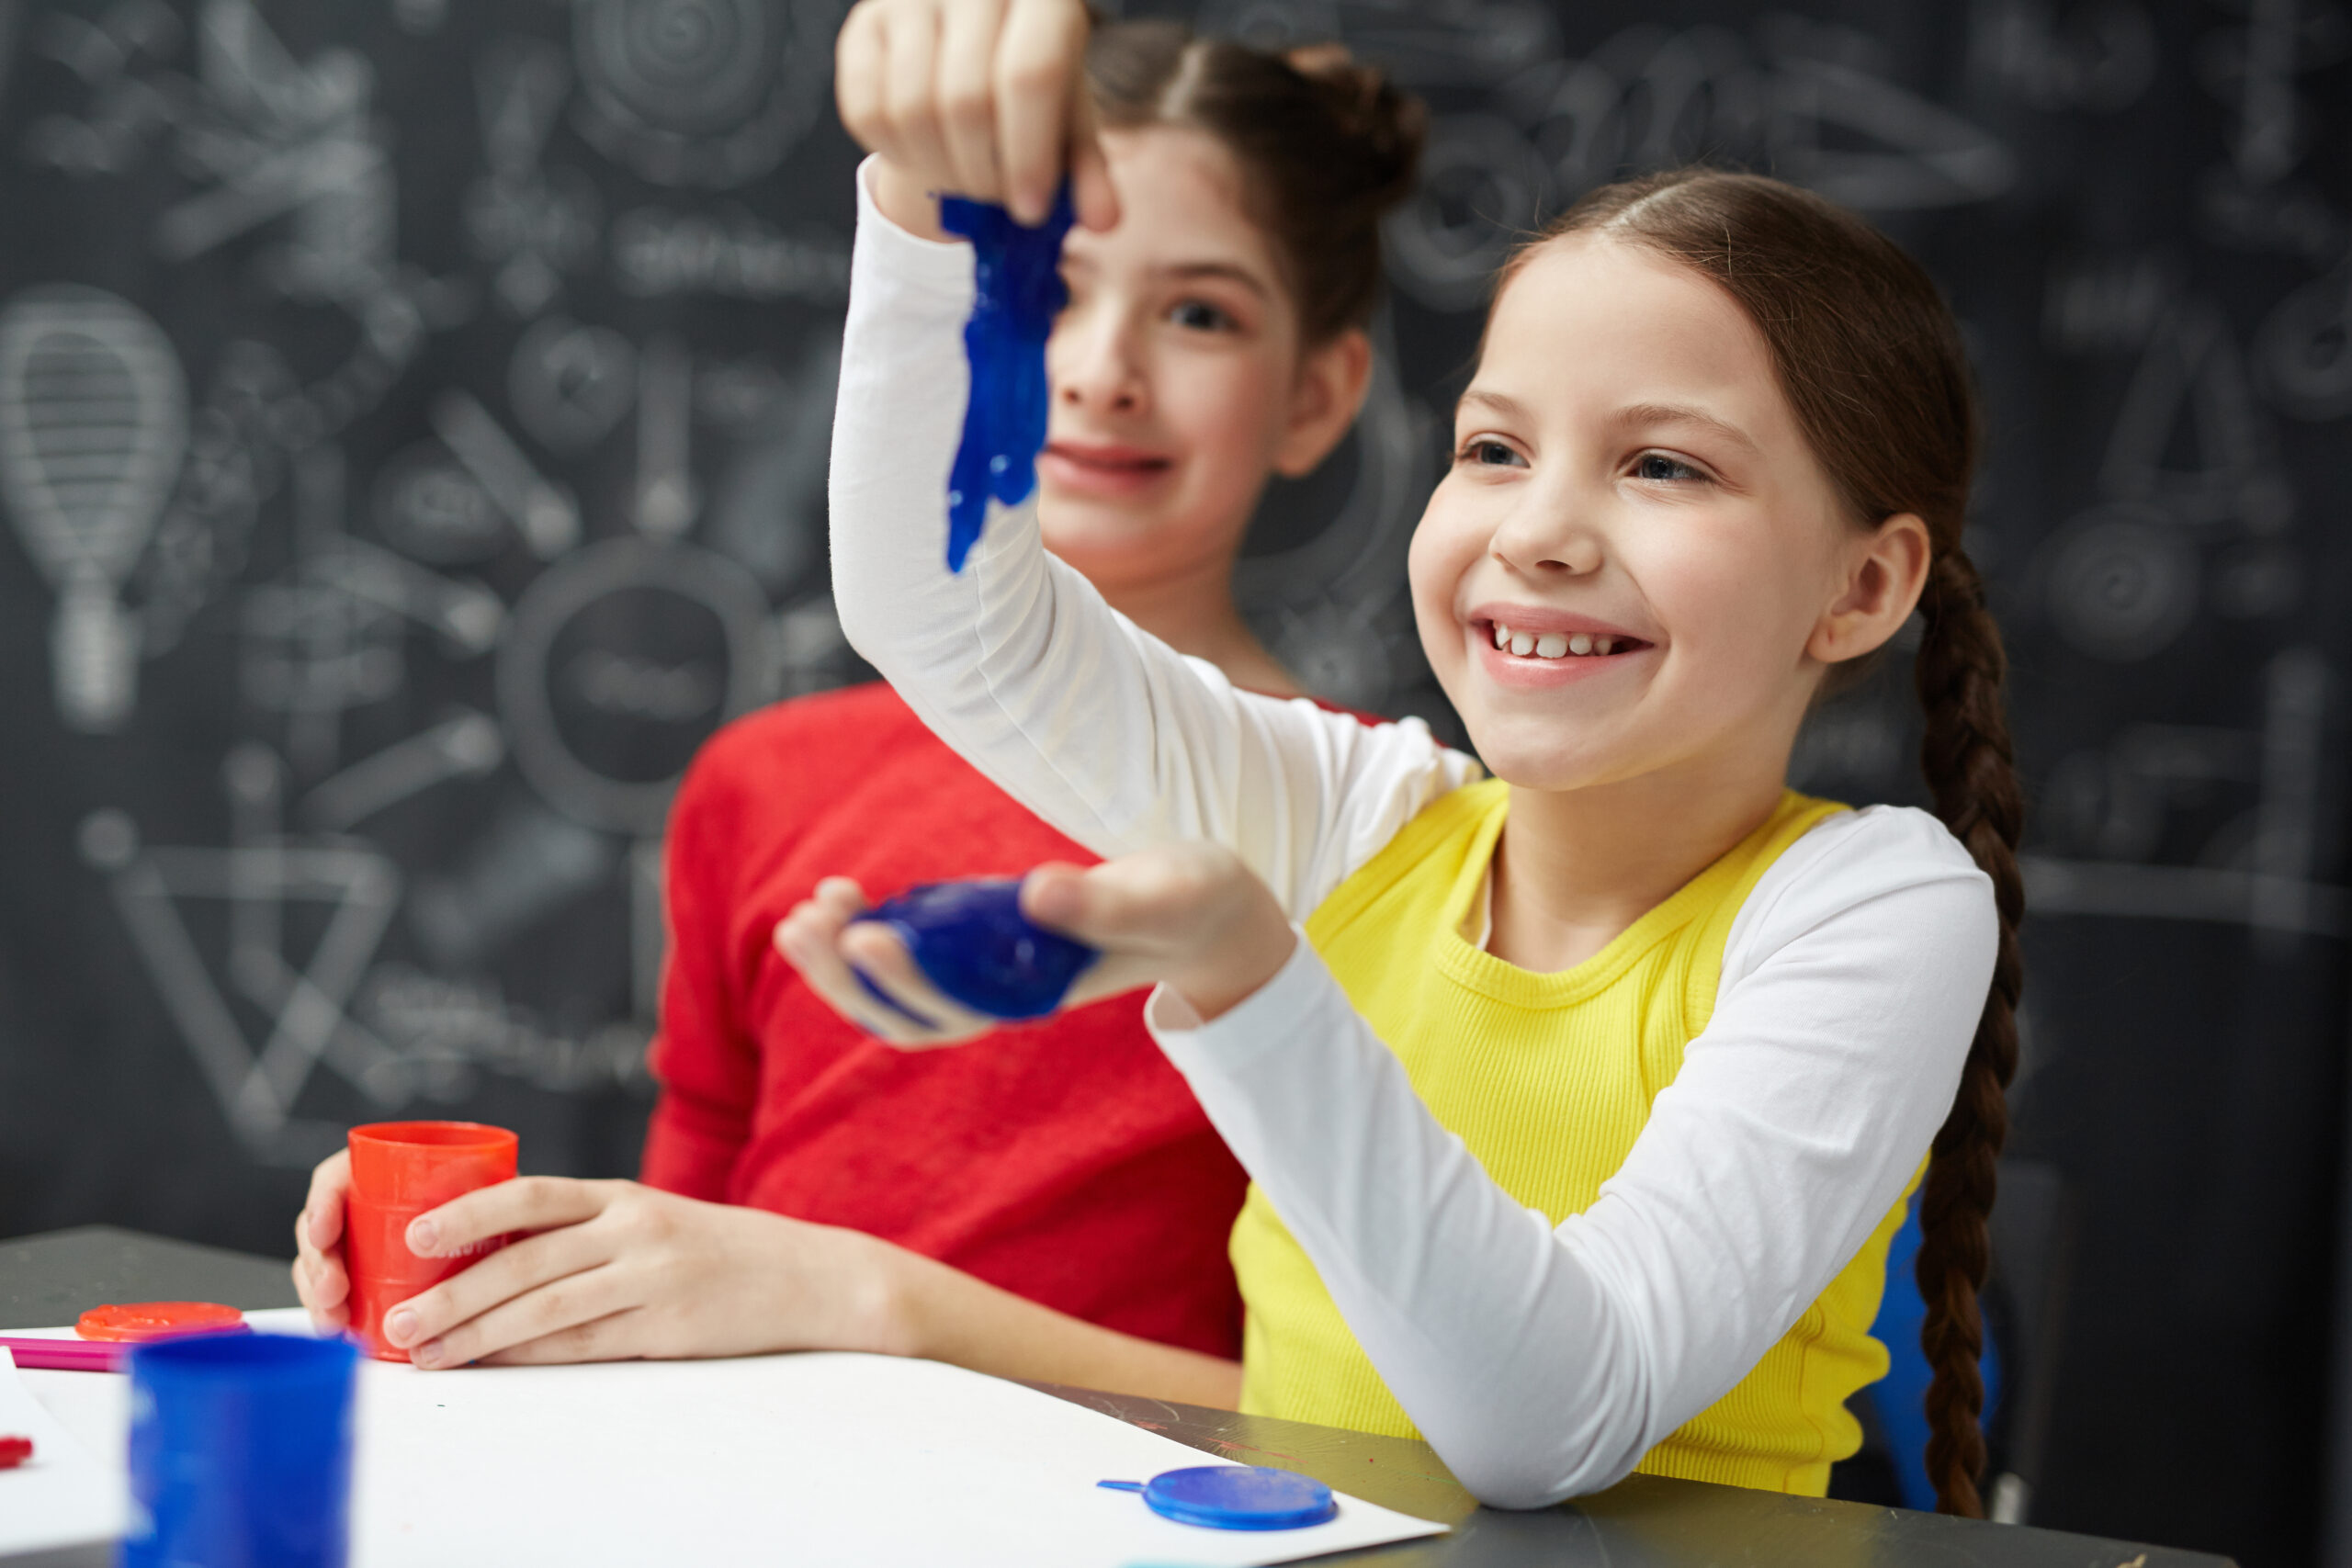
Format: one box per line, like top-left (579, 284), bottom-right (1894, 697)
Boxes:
top-left (829, 162), bottom-right (1476, 921)
top-left (303, 1167), bottom-right (1240, 1404)
top-left (1143, 808), bottom-right (1996, 1507)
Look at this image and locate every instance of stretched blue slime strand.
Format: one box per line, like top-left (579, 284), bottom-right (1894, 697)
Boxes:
top-left (938, 184), bottom-right (1076, 573)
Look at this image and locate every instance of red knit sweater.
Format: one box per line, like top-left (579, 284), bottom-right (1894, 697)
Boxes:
top-left (641, 681), bottom-right (1254, 1359)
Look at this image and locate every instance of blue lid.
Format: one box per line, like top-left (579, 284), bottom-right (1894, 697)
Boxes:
top-left (1113, 1466), bottom-right (1338, 1531)
top-left (853, 879), bottom-right (1097, 1021)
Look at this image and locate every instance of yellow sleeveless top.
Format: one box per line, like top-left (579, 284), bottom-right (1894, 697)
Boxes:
top-left (1231, 780), bottom-right (1917, 1495)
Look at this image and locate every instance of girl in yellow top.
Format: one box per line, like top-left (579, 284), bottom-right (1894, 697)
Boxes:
top-left (787, 0), bottom-right (2018, 1521)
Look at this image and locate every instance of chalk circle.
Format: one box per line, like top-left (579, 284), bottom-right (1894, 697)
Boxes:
top-left (1384, 114), bottom-right (1551, 311)
top-left (496, 537), bottom-right (767, 836)
top-left (580, 0), bottom-right (774, 136)
top-left (2041, 508), bottom-right (2199, 663)
top-left (2255, 269), bottom-right (2352, 423)
top-left (571, 0), bottom-right (840, 187)
top-left (372, 439), bottom-right (507, 564)
top-left (509, 318), bottom-right (637, 454)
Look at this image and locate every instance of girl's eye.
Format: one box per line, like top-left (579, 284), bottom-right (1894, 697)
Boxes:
top-left (1632, 452), bottom-right (1703, 482)
top-left (1170, 299), bottom-right (1233, 333)
top-left (1459, 439), bottom-right (1525, 468)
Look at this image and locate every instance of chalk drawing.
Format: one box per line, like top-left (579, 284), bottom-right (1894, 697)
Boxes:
top-left (371, 437), bottom-right (509, 565)
top-left (81, 747), bottom-right (410, 1164)
top-left (509, 316), bottom-right (638, 456)
top-left (430, 389), bottom-right (582, 558)
top-left (466, 36), bottom-right (601, 317)
top-left (1380, 21), bottom-right (2016, 309)
top-left (158, 0), bottom-right (393, 300)
top-left (2029, 648), bottom-right (2343, 943)
top-left (2256, 263), bottom-right (2352, 422)
top-left (391, 0), bottom-right (447, 36)
top-left (697, 336), bottom-right (835, 595)
top-left (0, 286), bottom-right (188, 731)
top-left (300, 709), bottom-right (506, 832)
top-left (1969, 0), bottom-right (2156, 114)
top-left (19, 1), bottom-right (184, 176)
top-left (243, 443), bottom-right (501, 775)
top-left (569, 0), bottom-right (842, 190)
top-left (1383, 113), bottom-right (1552, 311)
top-left (495, 535), bottom-right (768, 836)
top-left (2040, 506), bottom-right (2200, 663)
top-left (634, 333), bottom-right (695, 539)
top-left (2099, 300), bottom-right (2291, 531)
top-left (406, 797), bottom-right (619, 967)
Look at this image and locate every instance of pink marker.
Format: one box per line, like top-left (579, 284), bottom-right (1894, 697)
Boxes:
top-left (0, 1337), bottom-right (126, 1372)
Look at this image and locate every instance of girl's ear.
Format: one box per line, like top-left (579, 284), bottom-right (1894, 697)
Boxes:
top-left (1809, 512), bottom-right (1932, 664)
top-left (1273, 328), bottom-right (1374, 478)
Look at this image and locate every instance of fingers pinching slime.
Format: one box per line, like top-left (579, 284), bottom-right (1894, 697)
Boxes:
top-left (851, 879), bottom-right (1098, 1021)
top-left (938, 184), bottom-right (1077, 573)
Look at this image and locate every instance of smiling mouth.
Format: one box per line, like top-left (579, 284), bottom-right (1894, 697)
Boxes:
top-left (1479, 619), bottom-right (1651, 661)
top-left (1044, 444), bottom-right (1172, 477)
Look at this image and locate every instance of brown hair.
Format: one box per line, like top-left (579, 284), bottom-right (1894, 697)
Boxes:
top-left (1504, 171), bottom-right (2024, 1517)
top-left (1085, 21), bottom-right (1424, 345)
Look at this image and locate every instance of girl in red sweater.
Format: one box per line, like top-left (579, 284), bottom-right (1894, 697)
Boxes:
top-left (289, 17), bottom-right (1420, 1405)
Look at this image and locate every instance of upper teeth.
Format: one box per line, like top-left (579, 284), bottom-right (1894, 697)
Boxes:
top-left (1493, 624), bottom-right (1619, 659)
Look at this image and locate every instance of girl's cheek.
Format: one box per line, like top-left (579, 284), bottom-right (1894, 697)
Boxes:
top-left (1405, 501), bottom-right (1483, 659)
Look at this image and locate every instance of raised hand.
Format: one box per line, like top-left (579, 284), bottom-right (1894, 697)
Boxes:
top-left (834, 0), bottom-right (1118, 236)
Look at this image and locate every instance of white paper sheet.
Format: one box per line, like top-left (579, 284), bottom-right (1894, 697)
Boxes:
top-left (8, 1313), bottom-right (1446, 1568)
top-left (0, 1348), bottom-right (129, 1555)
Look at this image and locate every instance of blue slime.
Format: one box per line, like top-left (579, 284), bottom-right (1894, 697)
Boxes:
top-left (851, 878), bottom-right (1098, 1022)
top-left (937, 184), bottom-right (1077, 572)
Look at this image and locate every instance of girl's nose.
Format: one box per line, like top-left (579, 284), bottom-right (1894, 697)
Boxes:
top-left (1050, 311), bottom-right (1148, 416)
top-left (1488, 488), bottom-right (1604, 579)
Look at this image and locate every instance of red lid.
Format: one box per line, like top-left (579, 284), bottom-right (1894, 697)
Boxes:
top-left (74, 1302), bottom-right (249, 1342)
top-left (0, 1436), bottom-right (30, 1469)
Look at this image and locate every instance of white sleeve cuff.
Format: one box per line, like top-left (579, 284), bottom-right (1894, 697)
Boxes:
top-left (852, 153), bottom-right (977, 298)
top-left (1145, 928), bottom-right (1334, 1072)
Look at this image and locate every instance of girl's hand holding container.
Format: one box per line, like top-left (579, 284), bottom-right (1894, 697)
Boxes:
top-left (775, 844), bottom-right (1300, 1049)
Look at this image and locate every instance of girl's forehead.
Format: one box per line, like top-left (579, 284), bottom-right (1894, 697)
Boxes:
top-left (1476, 237), bottom-right (1785, 419)
top-left (1069, 125), bottom-right (1285, 285)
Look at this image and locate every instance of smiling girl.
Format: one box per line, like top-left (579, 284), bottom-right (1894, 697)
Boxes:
top-left (289, 17), bottom-right (1421, 1404)
top-left (788, 0), bottom-right (2020, 1519)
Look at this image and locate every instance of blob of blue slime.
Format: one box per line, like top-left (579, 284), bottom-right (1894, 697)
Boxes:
top-left (937, 184), bottom-right (1077, 573)
top-left (850, 878), bottom-right (1099, 1023)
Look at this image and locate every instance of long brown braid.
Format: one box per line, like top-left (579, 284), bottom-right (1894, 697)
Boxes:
top-left (1502, 171), bottom-right (2025, 1516)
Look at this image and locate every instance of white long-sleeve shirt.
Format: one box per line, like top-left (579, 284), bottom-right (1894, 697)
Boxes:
top-left (827, 161), bottom-right (1998, 1507)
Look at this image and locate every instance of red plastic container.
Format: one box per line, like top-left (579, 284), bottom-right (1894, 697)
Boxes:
top-left (344, 1121), bottom-right (518, 1363)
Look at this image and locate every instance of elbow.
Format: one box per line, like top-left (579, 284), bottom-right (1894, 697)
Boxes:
top-left (829, 570), bottom-right (891, 671)
top-left (1435, 1434), bottom-right (1644, 1512)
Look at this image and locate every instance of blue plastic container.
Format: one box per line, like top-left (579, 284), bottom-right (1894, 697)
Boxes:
top-left (122, 1332), bottom-right (358, 1568)
top-left (852, 878), bottom-right (1098, 1021)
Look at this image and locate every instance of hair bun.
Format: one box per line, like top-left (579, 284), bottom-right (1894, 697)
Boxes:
top-left (1087, 20), bottom-right (1429, 340)
top-left (1280, 42), bottom-right (1426, 209)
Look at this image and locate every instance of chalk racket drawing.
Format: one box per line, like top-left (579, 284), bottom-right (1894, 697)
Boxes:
top-left (0, 286), bottom-right (188, 732)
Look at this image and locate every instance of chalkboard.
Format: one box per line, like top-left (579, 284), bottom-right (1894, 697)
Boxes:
top-left (0, 3), bottom-right (2341, 1563)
